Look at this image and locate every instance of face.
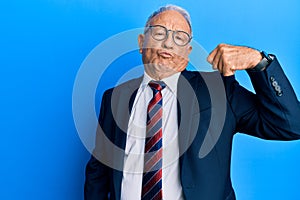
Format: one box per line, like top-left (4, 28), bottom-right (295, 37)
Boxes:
top-left (138, 10), bottom-right (192, 80)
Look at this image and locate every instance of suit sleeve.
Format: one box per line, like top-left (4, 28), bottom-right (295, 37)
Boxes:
top-left (224, 56), bottom-right (300, 140)
top-left (84, 90), bottom-right (112, 200)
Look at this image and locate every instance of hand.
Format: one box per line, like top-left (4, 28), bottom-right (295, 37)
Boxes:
top-left (207, 43), bottom-right (263, 76)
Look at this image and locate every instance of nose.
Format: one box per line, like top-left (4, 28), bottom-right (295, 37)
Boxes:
top-left (161, 31), bottom-right (174, 49)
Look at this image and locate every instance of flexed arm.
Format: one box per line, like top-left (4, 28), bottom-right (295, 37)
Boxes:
top-left (208, 43), bottom-right (300, 139)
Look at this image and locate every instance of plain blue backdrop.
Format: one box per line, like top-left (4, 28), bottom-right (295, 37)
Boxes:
top-left (1, 0), bottom-right (299, 199)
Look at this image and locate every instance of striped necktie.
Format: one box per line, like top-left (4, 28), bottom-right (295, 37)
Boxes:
top-left (141, 81), bottom-right (166, 200)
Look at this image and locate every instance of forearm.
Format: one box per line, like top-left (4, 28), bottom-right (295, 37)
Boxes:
top-left (226, 56), bottom-right (300, 139)
top-left (247, 56), bottom-right (300, 138)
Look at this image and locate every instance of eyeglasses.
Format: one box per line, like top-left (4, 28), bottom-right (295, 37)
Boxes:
top-left (146, 25), bottom-right (192, 46)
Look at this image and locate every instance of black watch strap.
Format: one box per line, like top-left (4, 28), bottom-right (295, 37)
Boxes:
top-left (250, 51), bottom-right (273, 71)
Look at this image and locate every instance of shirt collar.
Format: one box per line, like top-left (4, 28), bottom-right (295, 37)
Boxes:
top-left (141, 71), bottom-right (180, 93)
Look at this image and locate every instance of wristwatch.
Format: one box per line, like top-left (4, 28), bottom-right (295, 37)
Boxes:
top-left (250, 51), bottom-right (273, 71)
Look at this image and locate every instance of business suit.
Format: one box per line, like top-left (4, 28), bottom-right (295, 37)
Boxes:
top-left (84, 56), bottom-right (300, 200)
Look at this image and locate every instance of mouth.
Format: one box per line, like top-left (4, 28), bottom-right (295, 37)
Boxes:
top-left (158, 50), bottom-right (173, 58)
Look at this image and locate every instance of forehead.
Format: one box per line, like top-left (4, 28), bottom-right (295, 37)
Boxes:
top-left (149, 10), bottom-right (191, 34)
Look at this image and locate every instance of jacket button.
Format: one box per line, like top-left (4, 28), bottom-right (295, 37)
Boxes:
top-left (275, 85), bottom-right (281, 92)
top-left (270, 76), bottom-right (275, 82)
top-left (272, 81), bottom-right (278, 87)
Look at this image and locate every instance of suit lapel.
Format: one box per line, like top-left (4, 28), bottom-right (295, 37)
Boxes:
top-left (177, 71), bottom-right (200, 166)
top-left (112, 77), bottom-right (142, 200)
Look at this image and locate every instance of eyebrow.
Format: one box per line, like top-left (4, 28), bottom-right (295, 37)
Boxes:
top-left (149, 24), bottom-right (191, 34)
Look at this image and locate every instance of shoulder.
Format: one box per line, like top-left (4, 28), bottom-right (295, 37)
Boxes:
top-left (181, 70), bottom-right (230, 89)
top-left (103, 76), bottom-right (143, 96)
top-left (181, 70), bottom-right (223, 80)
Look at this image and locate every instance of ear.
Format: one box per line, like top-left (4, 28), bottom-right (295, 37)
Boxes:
top-left (183, 44), bottom-right (192, 58)
top-left (187, 44), bottom-right (192, 55)
top-left (138, 34), bottom-right (145, 54)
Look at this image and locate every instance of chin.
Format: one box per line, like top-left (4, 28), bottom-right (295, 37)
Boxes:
top-left (157, 62), bottom-right (175, 72)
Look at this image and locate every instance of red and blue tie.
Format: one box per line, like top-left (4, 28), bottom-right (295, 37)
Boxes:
top-left (141, 81), bottom-right (166, 200)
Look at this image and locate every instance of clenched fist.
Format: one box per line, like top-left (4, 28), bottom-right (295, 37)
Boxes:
top-left (207, 43), bottom-right (263, 76)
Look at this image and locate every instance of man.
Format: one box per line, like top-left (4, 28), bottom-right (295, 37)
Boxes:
top-left (84, 5), bottom-right (300, 200)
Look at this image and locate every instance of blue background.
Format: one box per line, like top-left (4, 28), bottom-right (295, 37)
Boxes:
top-left (1, 0), bottom-right (299, 199)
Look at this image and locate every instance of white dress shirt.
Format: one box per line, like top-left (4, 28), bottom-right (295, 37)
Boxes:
top-left (120, 72), bottom-right (184, 200)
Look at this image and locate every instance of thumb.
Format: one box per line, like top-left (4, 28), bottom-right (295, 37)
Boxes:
top-left (223, 66), bottom-right (235, 76)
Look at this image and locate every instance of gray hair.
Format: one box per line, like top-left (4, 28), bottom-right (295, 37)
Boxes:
top-left (145, 4), bottom-right (192, 34)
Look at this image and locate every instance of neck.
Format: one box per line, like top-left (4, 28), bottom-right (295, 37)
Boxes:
top-left (144, 65), bottom-right (178, 80)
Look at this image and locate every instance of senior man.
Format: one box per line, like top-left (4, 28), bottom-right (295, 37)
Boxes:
top-left (84, 4), bottom-right (300, 200)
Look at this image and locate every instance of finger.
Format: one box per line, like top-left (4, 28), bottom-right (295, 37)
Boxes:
top-left (218, 58), bottom-right (224, 74)
top-left (222, 63), bottom-right (235, 76)
top-left (230, 64), bottom-right (240, 71)
top-left (223, 70), bottom-right (235, 77)
top-left (207, 46), bottom-right (219, 64)
top-left (214, 48), bottom-right (223, 71)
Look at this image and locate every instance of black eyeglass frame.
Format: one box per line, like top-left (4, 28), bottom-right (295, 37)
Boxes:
top-left (145, 24), bottom-right (192, 46)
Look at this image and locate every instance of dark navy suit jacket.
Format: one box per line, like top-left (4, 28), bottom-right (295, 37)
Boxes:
top-left (84, 57), bottom-right (300, 200)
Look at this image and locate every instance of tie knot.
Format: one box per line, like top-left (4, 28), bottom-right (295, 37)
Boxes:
top-left (148, 81), bottom-right (166, 92)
